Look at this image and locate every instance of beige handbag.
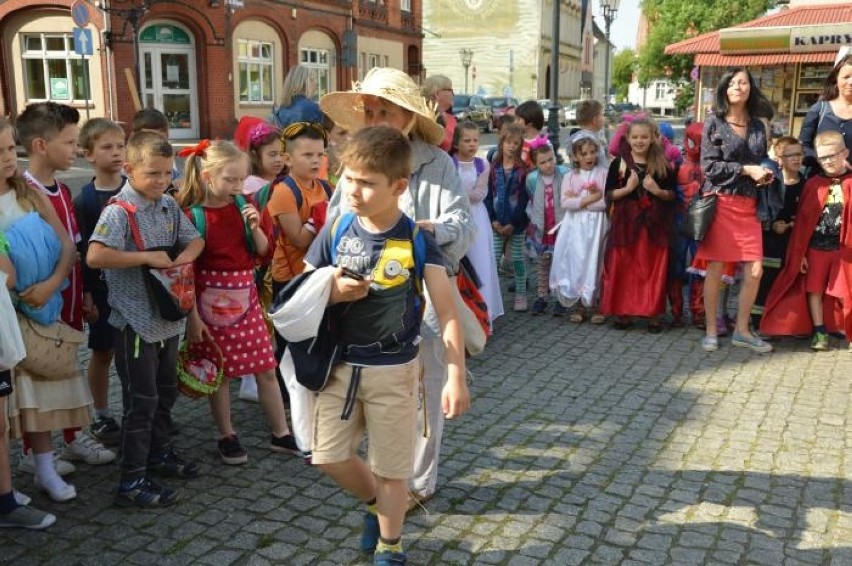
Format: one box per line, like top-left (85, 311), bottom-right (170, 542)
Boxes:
top-left (16, 312), bottom-right (85, 380)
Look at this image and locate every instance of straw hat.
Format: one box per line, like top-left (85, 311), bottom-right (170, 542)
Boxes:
top-left (320, 67), bottom-right (444, 145)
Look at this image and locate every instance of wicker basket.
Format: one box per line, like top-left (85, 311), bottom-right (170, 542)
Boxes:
top-left (176, 340), bottom-right (224, 399)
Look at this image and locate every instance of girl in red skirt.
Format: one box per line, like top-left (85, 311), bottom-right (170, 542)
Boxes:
top-left (178, 140), bottom-right (297, 465)
top-left (601, 118), bottom-right (677, 332)
top-left (695, 68), bottom-right (776, 353)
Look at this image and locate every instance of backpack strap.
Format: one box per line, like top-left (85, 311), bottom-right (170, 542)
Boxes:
top-left (189, 197), bottom-right (256, 255)
top-left (282, 176), bottom-right (305, 214)
top-left (233, 194), bottom-right (256, 255)
top-left (254, 182), bottom-right (273, 211)
top-left (474, 157), bottom-right (485, 177)
top-left (329, 212), bottom-right (357, 265)
top-left (106, 198), bottom-right (146, 251)
top-left (318, 179), bottom-right (333, 200)
top-left (189, 204), bottom-right (206, 239)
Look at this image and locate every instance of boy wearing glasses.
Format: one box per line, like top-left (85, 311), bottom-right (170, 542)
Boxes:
top-left (751, 136), bottom-right (807, 327)
top-left (761, 130), bottom-right (852, 350)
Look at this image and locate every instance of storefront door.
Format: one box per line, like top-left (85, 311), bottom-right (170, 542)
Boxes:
top-left (139, 25), bottom-right (198, 139)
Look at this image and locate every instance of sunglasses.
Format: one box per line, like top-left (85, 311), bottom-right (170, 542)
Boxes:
top-left (280, 121), bottom-right (328, 145)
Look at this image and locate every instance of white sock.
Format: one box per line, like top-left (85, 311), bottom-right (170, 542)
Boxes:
top-left (33, 452), bottom-right (68, 492)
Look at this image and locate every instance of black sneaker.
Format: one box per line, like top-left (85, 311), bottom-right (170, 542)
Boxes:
top-left (217, 435), bottom-right (248, 466)
top-left (552, 303), bottom-right (568, 317)
top-left (270, 433), bottom-right (300, 455)
top-left (115, 476), bottom-right (178, 508)
top-left (90, 416), bottom-right (121, 447)
top-left (530, 298), bottom-right (547, 315)
top-left (148, 447), bottom-right (200, 479)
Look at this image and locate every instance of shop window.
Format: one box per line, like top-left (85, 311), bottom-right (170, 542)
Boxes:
top-left (300, 48), bottom-right (332, 99)
top-left (238, 39), bottom-right (274, 104)
top-left (21, 34), bottom-right (91, 103)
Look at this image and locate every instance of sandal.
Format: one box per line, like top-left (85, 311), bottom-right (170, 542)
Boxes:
top-left (590, 313), bottom-right (606, 325)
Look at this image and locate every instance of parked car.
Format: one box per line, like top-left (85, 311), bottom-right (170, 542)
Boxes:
top-left (453, 94), bottom-right (493, 132)
top-left (483, 96), bottom-right (518, 121)
top-left (538, 100), bottom-right (567, 127)
top-left (564, 100), bottom-right (579, 125)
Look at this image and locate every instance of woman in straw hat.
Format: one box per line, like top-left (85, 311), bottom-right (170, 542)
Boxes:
top-left (320, 67), bottom-right (474, 510)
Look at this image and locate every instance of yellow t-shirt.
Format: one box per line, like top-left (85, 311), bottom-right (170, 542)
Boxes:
top-left (267, 177), bottom-right (330, 282)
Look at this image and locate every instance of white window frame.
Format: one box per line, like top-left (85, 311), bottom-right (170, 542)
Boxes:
top-left (237, 39), bottom-right (275, 104)
top-left (402, 0), bottom-right (411, 11)
top-left (300, 48), bottom-right (332, 99)
top-left (21, 33), bottom-right (91, 103)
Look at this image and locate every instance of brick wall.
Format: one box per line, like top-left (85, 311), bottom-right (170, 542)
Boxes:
top-left (1, 0), bottom-right (423, 138)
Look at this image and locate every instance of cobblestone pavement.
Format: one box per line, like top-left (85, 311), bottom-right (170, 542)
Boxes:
top-left (1, 291), bottom-right (850, 565)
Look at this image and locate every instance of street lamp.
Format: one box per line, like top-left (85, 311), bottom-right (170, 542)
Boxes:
top-left (600, 0), bottom-right (620, 106)
top-left (97, 0), bottom-right (150, 103)
top-left (459, 49), bottom-right (473, 94)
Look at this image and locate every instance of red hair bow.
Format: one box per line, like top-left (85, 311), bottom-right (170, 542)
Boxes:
top-left (177, 139), bottom-right (211, 159)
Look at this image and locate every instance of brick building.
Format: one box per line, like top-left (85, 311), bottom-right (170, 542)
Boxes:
top-left (0, 0), bottom-right (423, 139)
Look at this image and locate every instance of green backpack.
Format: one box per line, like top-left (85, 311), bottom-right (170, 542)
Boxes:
top-left (189, 194), bottom-right (256, 254)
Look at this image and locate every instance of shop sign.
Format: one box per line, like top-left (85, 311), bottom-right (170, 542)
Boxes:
top-left (720, 25), bottom-right (852, 54)
top-left (790, 25), bottom-right (852, 53)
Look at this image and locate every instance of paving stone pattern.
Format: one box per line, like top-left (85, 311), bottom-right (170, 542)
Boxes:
top-left (1, 290), bottom-right (850, 565)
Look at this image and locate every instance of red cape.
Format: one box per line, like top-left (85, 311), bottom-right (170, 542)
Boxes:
top-left (761, 173), bottom-right (852, 336)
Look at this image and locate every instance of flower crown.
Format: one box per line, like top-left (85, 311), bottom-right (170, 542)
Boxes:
top-left (247, 123), bottom-right (280, 148)
top-left (528, 135), bottom-right (551, 152)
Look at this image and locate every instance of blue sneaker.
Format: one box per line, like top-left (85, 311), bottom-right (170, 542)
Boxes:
top-left (361, 511), bottom-right (379, 553)
top-left (114, 476), bottom-right (178, 508)
top-left (374, 549), bottom-right (406, 565)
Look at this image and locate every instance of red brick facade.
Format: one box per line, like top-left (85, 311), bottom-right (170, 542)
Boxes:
top-left (0, 0), bottom-right (423, 138)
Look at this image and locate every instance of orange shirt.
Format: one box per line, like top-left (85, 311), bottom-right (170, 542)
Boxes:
top-left (267, 176), bottom-right (330, 282)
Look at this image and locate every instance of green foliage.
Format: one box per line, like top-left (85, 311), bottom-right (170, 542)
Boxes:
top-left (612, 49), bottom-right (636, 102)
top-left (637, 0), bottom-right (774, 84)
top-left (675, 81), bottom-right (695, 114)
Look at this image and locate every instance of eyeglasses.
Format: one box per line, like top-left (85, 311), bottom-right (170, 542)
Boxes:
top-left (816, 151), bottom-right (844, 163)
top-left (280, 121), bottom-right (328, 145)
top-left (781, 152), bottom-right (803, 159)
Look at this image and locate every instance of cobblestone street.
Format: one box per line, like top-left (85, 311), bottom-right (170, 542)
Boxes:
top-left (1, 294), bottom-right (850, 565)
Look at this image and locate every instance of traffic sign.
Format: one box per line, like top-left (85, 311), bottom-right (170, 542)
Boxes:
top-left (70, 0), bottom-right (91, 28)
top-left (73, 27), bottom-right (93, 56)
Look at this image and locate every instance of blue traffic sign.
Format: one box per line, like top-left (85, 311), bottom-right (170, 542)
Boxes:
top-left (73, 28), bottom-right (93, 56)
top-left (71, 0), bottom-right (91, 28)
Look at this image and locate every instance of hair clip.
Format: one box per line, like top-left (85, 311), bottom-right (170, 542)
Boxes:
top-left (177, 139), bottom-right (211, 159)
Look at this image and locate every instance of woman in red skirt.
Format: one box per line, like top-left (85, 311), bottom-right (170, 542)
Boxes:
top-left (696, 68), bottom-right (776, 353)
top-left (601, 117), bottom-right (677, 332)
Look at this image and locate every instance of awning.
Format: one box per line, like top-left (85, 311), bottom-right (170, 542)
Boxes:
top-left (695, 51), bottom-right (837, 67)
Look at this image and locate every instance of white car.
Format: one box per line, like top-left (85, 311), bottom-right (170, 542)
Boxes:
top-left (564, 101), bottom-right (578, 124)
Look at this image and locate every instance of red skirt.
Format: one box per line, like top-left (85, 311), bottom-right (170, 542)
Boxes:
top-left (695, 194), bottom-right (761, 262)
top-left (601, 226), bottom-right (669, 317)
top-left (190, 269), bottom-right (277, 379)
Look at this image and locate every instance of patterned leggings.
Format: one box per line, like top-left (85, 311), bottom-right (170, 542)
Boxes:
top-left (493, 231), bottom-right (526, 295)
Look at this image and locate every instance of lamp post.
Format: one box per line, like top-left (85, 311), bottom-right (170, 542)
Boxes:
top-left (600, 0), bottom-right (620, 107)
top-left (460, 48), bottom-right (473, 94)
top-left (97, 0), bottom-right (150, 103)
top-left (547, 0), bottom-right (561, 158)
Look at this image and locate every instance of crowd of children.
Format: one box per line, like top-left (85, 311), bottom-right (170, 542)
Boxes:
top-left (1, 73), bottom-right (851, 566)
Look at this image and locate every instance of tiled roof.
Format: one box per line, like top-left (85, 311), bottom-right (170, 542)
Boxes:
top-left (665, 2), bottom-right (852, 55)
top-left (695, 52), bottom-right (837, 66)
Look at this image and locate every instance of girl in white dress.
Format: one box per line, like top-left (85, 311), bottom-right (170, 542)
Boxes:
top-left (453, 121), bottom-right (504, 322)
top-left (550, 133), bottom-right (609, 322)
